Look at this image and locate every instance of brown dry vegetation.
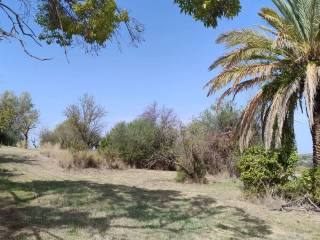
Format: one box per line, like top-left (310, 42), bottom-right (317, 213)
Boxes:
top-left (0, 146), bottom-right (319, 240)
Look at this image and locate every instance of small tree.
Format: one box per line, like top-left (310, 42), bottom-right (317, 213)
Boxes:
top-left (175, 124), bottom-right (208, 183)
top-left (0, 91), bottom-right (39, 148)
top-left (189, 102), bottom-right (243, 176)
top-left (17, 93), bottom-right (39, 149)
top-left (39, 128), bottom-right (56, 146)
top-left (140, 102), bottom-right (180, 170)
top-left (0, 91), bottom-right (20, 145)
top-left (64, 94), bottom-right (106, 149)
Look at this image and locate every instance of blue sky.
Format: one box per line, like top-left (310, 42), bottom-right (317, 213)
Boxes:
top-left (0, 0), bottom-right (312, 153)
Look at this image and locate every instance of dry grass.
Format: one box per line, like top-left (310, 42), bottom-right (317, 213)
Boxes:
top-left (0, 146), bottom-right (319, 240)
top-left (39, 144), bottom-right (126, 170)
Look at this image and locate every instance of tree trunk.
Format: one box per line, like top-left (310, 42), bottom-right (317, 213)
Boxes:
top-left (312, 107), bottom-right (320, 168)
top-left (24, 133), bottom-right (28, 149)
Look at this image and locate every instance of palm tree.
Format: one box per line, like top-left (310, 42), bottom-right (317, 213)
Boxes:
top-left (206, 0), bottom-right (320, 168)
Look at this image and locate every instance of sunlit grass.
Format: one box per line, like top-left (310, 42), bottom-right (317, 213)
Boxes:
top-left (0, 147), bottom-right (319, 240)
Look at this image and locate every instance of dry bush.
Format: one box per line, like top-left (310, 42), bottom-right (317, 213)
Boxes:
top-left (39, 143), bottom-right (126, 170)
top-left (203, 131), bottom-right (238, 176)
top-left (244, 188), bottom-right (287, 210)
top-left (175, 126), bottom-right (208, 184)
top-left (39, 143), bottom-right (72, 160)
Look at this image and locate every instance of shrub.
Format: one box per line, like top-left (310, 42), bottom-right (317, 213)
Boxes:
top-left (40, 144), bottom-right (125, 170)
top-left (281, 167), bottom-right (320, 204)
top-left (101, 103), bottom-right (180, 171)
top-left (175, 102), bottom-right (244, 183)
top-left (39, 121), bottom-right (88, 151)
top-left (237, 146), bottom-right (298, 197)
top-left (103, 119), bottom-right (157, 168)
top-left (175, 170), bottom-right (188, 183)
top-left (39, 128), bottom-right (57, 146)
top-left (175, 125), bottom-right (208, 184)
top-left (40, 94), bottom-right (105, 151)
top-left (185, 102), bottom-right (248, 177)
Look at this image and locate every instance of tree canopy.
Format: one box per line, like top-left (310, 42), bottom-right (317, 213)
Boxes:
top-left (0, 0), bottom-right (245, 58)
top-left (174, 0), bottom-right (241, 28)
top-left (1, 0), bottom-right (144, 57)
top-left (0, 91), bottom-right (39, 148)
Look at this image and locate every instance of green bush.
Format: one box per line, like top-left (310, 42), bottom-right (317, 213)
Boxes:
top-left (175, 170), bottom-right (188, 183)
top-left (237, 146), bottom-right (298, 196)
top-left (101, 119), bottom-right (157, 168)
top-left (281, 167), bottom-right (320, 204)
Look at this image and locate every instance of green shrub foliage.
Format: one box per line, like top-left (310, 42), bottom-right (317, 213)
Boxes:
top-left (40, 94), bottom-right (105, 151)
top-left (281, 167), bottom-right (320, 204)
top-left (0, 91), bottom-right (39, 147)
top-left (101, 103), bottom-right (179, 170)
top-left (103, 119), bottom-right (157, 168)
top-left (175, 170), bottom-right (188, 183)
top-left (237, 146), bottom-right (298, 196)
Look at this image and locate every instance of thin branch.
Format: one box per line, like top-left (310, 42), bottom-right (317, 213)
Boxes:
top-left (0, 2), bottom-right (50, 60)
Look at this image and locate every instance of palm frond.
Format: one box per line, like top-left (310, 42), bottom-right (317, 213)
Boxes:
top-left (206, 63), bottom-right (278, 95)
top-left (215, 76), bottom-right (270, 109)
top-left (209, 47), bottom-right (278, 71)
top-left (239, 91), bottom-right (264, 151)
top-left (304, 62), bottom-right (320, 127)
top-left (216, 29), bottom-right (273, 49)
top-left (264, 78), bottom-right (300, 149)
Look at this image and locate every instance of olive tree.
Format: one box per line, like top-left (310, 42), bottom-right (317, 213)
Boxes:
top-left (17, 93), bottom-right (39, 149)
top-left (0, 91), bottom-right (39, 148)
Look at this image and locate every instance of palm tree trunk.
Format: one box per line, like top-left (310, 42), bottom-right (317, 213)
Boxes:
top-left (312, 122), bottom-right (320, 167)
top-left (312, 108), bottom-right (320, 167)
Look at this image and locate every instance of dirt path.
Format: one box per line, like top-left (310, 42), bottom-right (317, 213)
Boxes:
top-left (0, 147), bottom-right (319, 240)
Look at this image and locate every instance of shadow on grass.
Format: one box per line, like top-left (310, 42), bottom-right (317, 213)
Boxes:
top-left (0, 154), bottom-right (37, 165)
top-left (0, 154), bottom-right (36, 179)
top-left (0, 177), bottom-right (273, 240)
top-left (0, 168), bottom-right (19, 178)
top-left (0, 152), bottom-right (272, 239)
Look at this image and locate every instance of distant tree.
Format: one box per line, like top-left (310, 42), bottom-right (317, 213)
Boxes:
top-left (0, 91), bottom-right (21, 145)
top-left (0, 91), bottom-right (39, 148)
top-left (104, 119), bottom-right (157, 168)
top-left (1, 1), bottom-right (143, 58)
top-left (197, 102), bottom-right (240, 133)
top-left (174, 0), bottom-right (241, 28)
top-left (140, 102), bottom-right (159, 124)
top-left (140, 102), bottom-right (180, 170)
top-left (176, 102), bottom-right (245, 178)
top-left (39, 128), bottom-right (56, 146)
top-left (39, 121), bottom-right (85, 150)
top-left (0, 92), bottom-right (17, 135)
top-left (64, 94), bottom-right (106, 149)
top-left (16, 93), bottom-right (39, 149)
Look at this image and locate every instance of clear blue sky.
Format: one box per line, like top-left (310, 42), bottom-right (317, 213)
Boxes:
top-left (0, 0), bottom-right (312, 153)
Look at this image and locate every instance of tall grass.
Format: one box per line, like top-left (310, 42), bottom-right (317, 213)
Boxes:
top-left (39, 143), bottom-right (126, 169)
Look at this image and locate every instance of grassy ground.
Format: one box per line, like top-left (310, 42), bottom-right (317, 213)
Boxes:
top-left (0, 147), bottom-right (319, 240)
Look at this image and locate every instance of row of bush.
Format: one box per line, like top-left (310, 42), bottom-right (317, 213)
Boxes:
top-left (40, 100), bottom-right (243, 178)
top-left (38, 95), bottom-right (320, 205)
